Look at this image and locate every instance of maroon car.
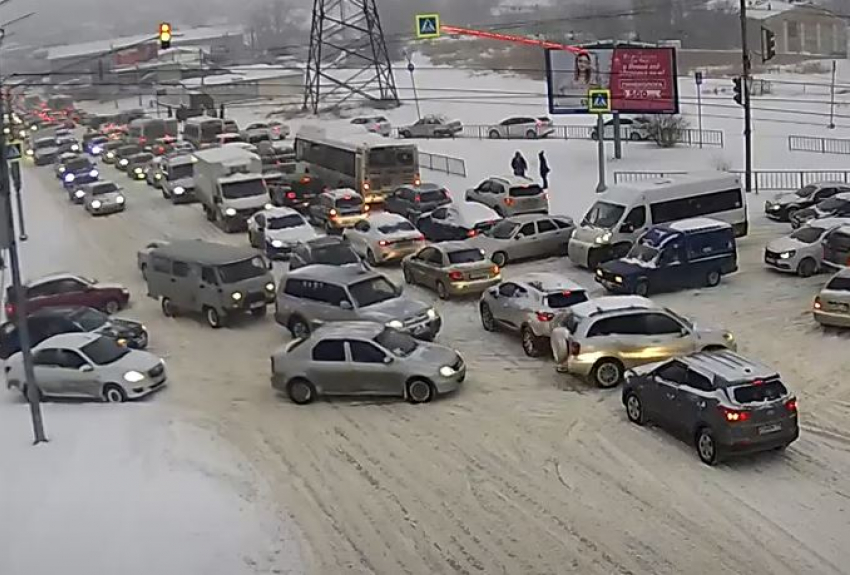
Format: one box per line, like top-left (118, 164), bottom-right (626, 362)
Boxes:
top-left (5, 273), bottom-right (130, 318)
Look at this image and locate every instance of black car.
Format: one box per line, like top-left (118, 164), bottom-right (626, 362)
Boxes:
top-left (383, 183), bottom-right (451, 223)
top-left (0, 306), bottom-right (148, 360)
top-left (265, 165), bottom-right (326, 211)
top-left (416, 205), bottom-right (500, 242)
top-left (764, 182), bottom-right (850, 222)
top-left (289, 236), bottom-right (364, 271)
top-left (790, 193), bottom-right (850, 229)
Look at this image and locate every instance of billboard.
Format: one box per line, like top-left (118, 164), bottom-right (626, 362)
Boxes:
top-left (545, 46), bottom-right (679, 115)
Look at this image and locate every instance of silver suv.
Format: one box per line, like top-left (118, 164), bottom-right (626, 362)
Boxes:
top-left (479, 272), bottom-right (588, 357)
top-left (465, 176), bottom-right (548, 217)
top-left (550, 296), bottom-right (736, 388)
top-left (275, 265), bottom-right (441, 340)
top-left (813, 268), bottom-right (850, 328)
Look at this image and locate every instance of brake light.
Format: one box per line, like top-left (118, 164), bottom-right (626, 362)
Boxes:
top-left (414, 194), bottom-right (421, 203)
top-left (379, 239), bottom-right (389, 247)
top-left (416, 235), bottom-right (425, 241)
top-left (300, 176), bottom-right (311, 184)
top-left (286, 191), bottom-right (296, 199)
top-left (363, 205), bottom-right (370, 212)
top-left (467, 229), bottom-right (478, 237)
top-left (562, 290), bottom-right (572, 296)
top-left (569, 341), bottom-right (581, 356)
top-left (329, 208), bottom-right (338, 217)
top-left (414, 176), bottom-right (421, 186)
top-left (721, 408), bottom-right (750, 423)
top-left (5, 303), bottom-right (14, 316)
top-left (536, 311), bottom-right (554, 322)
top-left (448, 271), bottom-right (464, 282)
top-left (363, 182), bottom-right (371, 191)
top-left (504, 197), bottom-right (515, 206)
top-left (814, 296), bottom-right (822, 310)
top-left (492, 265), bottom-right (500, 275)
top-left (785, 398), bottom-right (798, 413)
top-left (535, 120), bottom-right (542, 126)
top-left (139, 137), bottom-right (146, 144)
top-left (343, 194), bottom-right (352, 200)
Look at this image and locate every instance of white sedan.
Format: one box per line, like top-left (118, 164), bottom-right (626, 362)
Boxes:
top-left (764, 217), bottom-right (850, 277)
top-left (5, 332), bottom-right (167, 403)
top-left (247, 207), bottom-right (317, 259)
top-left (342, 212), bottom-right (425, 265)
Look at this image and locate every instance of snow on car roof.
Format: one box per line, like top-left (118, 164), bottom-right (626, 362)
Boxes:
top-left (802, 217), bottom-right (850, 230)
top-left (366, 211), bottom-right (409, 226)
top-left (519, 272), bottom-right (584, 293)
top-left (570, 295), bottom-right (656, 317)
top-left (325, 188), bottom-right (361, 199)
top-left (35, 332), bottom-right (100, 350)
top-left (666, 217), bottom-right (730, 233)
top-left (263, 206), bottom-right (301, 218)
top-left (455, 202), bottom-right (500, 225)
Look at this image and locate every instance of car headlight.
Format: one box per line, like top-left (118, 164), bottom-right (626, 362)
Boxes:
top-left (723, 332), bottom-right (735, 342)
top-left (439, 365), bottom-right (455, 377)
top-left (18, 130), bottom-right (26, 138)
top-left (91, 146), bottom-right (102, 154)
top-left (74, 190), bottom-right (85, 198)
top-left (231, 291), bottom-right (243, 301)
top-left (615, 275), bottom-right (623, 283)
top-left (767, 204), bottom-right (780, 211)
top-left (173, 186), bottom-right (185, 195)
top-left (64, 173), bottom-right (75, 183)
top-left (596, 268), bottom-right (603, 276)
top-left (89, 169), bottom-right (99, 178)
top-left (119, 159), bottom-right (128, 166)
top-left (123, 370), bottom-right (145, 383)
top-left (426, 307), bottom-right (438, 320)
top-left (134, 167), bottom-right (143, 174)
top-left (71, 145), bottom-right (80, 151)
top-left (26, 149), bottom-right (34, 156)
top-left (265, 282), bottom-right (275, 291)
top-left (225, 207), bottom-right (237, 217)
top-left (595, 232), bottom-right (612, 244)
top-left (116, 196), bottom-right (125, 204)
top-left (155, 173), bottom-right (162, 180)
top-left (264, 203), bottom-right (273, 210)
top-left (59, 166), bottom-right (66, 173)
top-left (779, 250), bottom-right (796, 259)
top-left (91, 200), bottom-right (102, 209)
top-left (106, 152), bottom-right (115, 159)
top-left (271, 239), bottom-right (284, 248)
top-left (387, 320), bottom-right (404, 329)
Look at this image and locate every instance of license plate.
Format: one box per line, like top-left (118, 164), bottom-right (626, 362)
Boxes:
top-left (470, 273), bottom-right (488, 280)
top-left (759, 424), bottom-right (781, 435)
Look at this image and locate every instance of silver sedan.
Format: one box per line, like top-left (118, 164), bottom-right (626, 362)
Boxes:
top-left (465, 214), bottom-right (574, 267)
top-left (84, 183), bottom-right (126, 215)
top-left (342, 212), bottom-right (426, 265)
top-left (271, 321), bottom-right (465, 404)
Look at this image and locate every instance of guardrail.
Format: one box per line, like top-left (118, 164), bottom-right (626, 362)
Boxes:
top-left (613, 169), bottom-right (850, 192)
top-left (418, 150), bottom-right (467, 177)
top-left (788, 135), bottom-right (850, 155)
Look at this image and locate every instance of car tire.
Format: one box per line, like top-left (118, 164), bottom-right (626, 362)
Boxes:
top-left (436, 281), bottom-right (449, 300)
top-left (287, 378), bottom-right (315, 405)
top-left (797, 257), bottom-right (818, 278)
top-left (629, 132), bottom-right (641, 141)
top-left (288, 316), bottom-right (311, 339)
top-left (400, 130), bottom-right (411, 139)
top-left (696, 427), bottom-right (720, 466)
top-left (480, 302), bottom-right (497, 332)
top-left (402, 265), bottom-right (415, 284)
top-left (161, 297), bottom-right (176, 318)
top-left (705, 269), bottom-right (721, 288)
top-left (488, 130), bottom-right (500, 139)
top-left (491, 251), bottom-right (508, 268)
top-left (102, 384), bottom-right (127, 403)
top-left (521, 325), bottom-right (546, 358)
top-left (205, 306), bottom-right (225, 329)
top-left (634, 279), bottom-right (649, 297)
top-left (366, 249), bottom-right (378, 266)
top-left (786, 207), bottom-right (799, 222)
top-left (104, 300), bottom-right (121, 315)
top-left (701, 344), bottom-right (727, 353)
top-left (590, 131), bottom-right (599, 141)
top-left (625, 392), bottom-right (646, 425)
top-left (525, 130), bottom-right (537, 139)
top-left (407, 378), bottom-right (434, 404)
top-left (135, 331), bottom-right (149, 349)
top-left (591, 358), bottom-right (624, 389)
top-left (251, 306), bottom-right (267, 317)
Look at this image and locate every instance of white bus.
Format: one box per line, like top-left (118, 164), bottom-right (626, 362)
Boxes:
top-left (183, 117), bottom-right (224, 149)
top-left (294, 131), bottom-right (419, 204)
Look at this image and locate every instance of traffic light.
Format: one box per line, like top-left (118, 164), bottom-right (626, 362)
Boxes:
top-left (732, 77), bottom-right (743, 106)
top-left (761, 26), bottom-right (776, 62)
top-left (159, 22), bottom-right (172, 50)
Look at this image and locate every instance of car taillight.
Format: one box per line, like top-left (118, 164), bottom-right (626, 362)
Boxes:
top-left (568, 340), bottom-right (580, 356)
top-left (363, 182), bottom-right (370, 191)
top-left (379, 239), bottom-right (389, 247)
top-left (5, 303), bottom-right (14, 316)
top-left (536, 311), bottom-right (554, 322)
top-left (300, 176), bottom-right (311, 184)
top-left (414, 194), bottom-right (421, 202)
top-left (416, 235), bottom-right (425, 241)
top-left (504, 197), bottom-right (515, 206)
top-left (448, 270), bottom-right (464, 282)
top-left (414, 176), bottom-right (421, 186)
top-left (785, 398), bottom-right (798, 413)
top-left (467, 229), bottom-right (477, 237)
top-left (329, 208), bottom-right (338, 217)
top-left (363, 205), bottom-right (370, 212)
top-left (492, 265), bottom-right (500, 275)
top-left (721, 408), bottom-right (751, 423)
top-left (814, 296), bottom-right (822, 310)
top-left (286, 191), bottom-right (296, 199)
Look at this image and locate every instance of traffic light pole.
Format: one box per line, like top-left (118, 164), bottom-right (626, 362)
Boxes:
top-left (739, 0), bottom-right (753, 194)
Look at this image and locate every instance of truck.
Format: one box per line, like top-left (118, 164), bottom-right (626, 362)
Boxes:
top-left (193, 145), bottom-right (271, 233)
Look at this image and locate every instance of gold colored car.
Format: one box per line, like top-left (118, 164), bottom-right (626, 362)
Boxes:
top-left (402, 242), bottom-right (501, 299)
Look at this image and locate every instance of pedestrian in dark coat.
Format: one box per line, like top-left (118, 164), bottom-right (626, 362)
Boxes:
top-left (538, 150), bottom-right (550, 189)
top-left (511, 151), bottom-right (528, 177)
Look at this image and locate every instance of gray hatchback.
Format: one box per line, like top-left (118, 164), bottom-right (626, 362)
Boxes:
top-left (622, 350), bottom-right (799, 465)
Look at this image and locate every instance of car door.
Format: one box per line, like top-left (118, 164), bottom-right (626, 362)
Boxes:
top-left (56, 348), bottom-right (101, 398)
top-left (509, 222), bottom-right (539, 260)
top-left (410, 247), bottom-right (441, 284)
top-left (248, 213), bottom-right (265, 247)
top-left (469, 180), bottom-right (491, 205)
top-left (653, 241), bottom-right (686, 291)
top-left (491, 282), bottom-right (519, 327)
top-left (170, 260), bottom-right (196, 310)
top-left (347, 340), bottom-right (402, 395)
top-left (384, 188), bottom-right (404, 215)
top-left (199, 266), bottom-right (220, 308)
top-left (531, 218), bottom-right (562, 257)
top-left (306, 339), bottom-right (349, 394)
top-left (675, 368), bottom-right (715, 435)
top-left (643, 312), bottom-right (696, 360)
top-left (31, 349), bottom-right (67, 396)
top-left (646, 360), bottom-right (688, 430)
top-left (346, 220), bottom-right (371, 256)
top-left (501, 283), bottom-right (532, 330)
top-left (26, 279), bottom-right (70, 311)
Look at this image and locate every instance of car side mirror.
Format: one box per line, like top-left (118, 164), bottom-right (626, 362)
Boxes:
top-left (383, 356), bottom-right (393, 364)
top-left (214, 196), bottom-right (222, 204)
top-left (395, 285), bottom-right (404, 296)
top-left (491, 289), bottom-right (499, 299)
top-left (79, 364), bottom-right (93, 372)
top-left (620, 223), bottom-right (634, 234)
top-left (339, 301), bottom-right (353, 310)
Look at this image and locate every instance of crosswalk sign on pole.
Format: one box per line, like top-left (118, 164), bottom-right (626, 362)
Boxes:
top-left (6, 141), bottom-right (22, 163)
top-left (588, 89), bottom-right (611, 114)
top-left (416, 14), bottom-right (440, 39)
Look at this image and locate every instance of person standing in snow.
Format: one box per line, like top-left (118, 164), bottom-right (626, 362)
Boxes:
top-left (538, 150), bottom-right (550, 189)
top-left (511, 151), bottom-right (528, 177)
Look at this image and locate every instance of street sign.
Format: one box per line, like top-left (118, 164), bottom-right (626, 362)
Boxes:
top-left (416, 14), bottom-right (440, 39)
top-left (588, 89), bottom-right (611, 113)
top-left (694, 71), bottom-right (703, 86)
top-left (6, 141), bottom-right (22, 163)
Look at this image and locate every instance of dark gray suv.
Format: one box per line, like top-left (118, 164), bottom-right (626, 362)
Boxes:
top-left (621, 350), bottom-right (799, 465)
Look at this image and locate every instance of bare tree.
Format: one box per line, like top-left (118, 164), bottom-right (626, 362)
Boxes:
top-left (645, 114), bottom-right (690, 147)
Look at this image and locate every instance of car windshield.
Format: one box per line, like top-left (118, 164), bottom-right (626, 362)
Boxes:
top-left (826, 276), bottom-right (850, 291)
top-left (82, 336), bottom-right (130, 365)
top-left (169, 163), bottom-right (193, 179)
top-left (796, 185), bottom-right (817, 197)
top-left (335, 196), bottom-right (362, 210)
top-left (374, 327), bottom-right (418, 358)
top-left (348, 276), bottom-right (398, 307)
top-left (628, 243), bottom-right (660, 263)
top-left (447, 248), bottom-right (485, 264)
top-left (66, 158), bottom-right (91, 170)
top-left (267, 214), bottom-right (305, 230)
top-left (217, 256), bottom-right (267, 283)
top-left (487, 220), bottom-right (519, 239)
top-left (546, 291), bottom-right (589, 308)
top-left (314, 245), bottom-right (359, 265)
top-left (368, 148), bottom-right (415, 167)
top-left (378, 220), bottom-right (416, 234)
top-left (132, 154), bottom-right (153, 163)
top-left (583, 201), bottom-right (626, 228)
top-left (71, 308), bottom-right (109, 331)
top-left (418, 189), bottom-right (448, 203)
top-left (732, 380), bottom-right (788, 404)
top-left (790, 226), bottom-right (826, 243)
top-left (35, 139), bottom-right (57, 149)
top-left (222, 179), bottom-right (266, 199)
top-left (509, 184), bottom-right (543, 197)
top-left (92, 183), bottom-right (118, 195)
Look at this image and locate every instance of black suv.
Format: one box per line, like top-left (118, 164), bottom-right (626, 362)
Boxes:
top-left (622, 350), bottom-right (799, 465)
top-left (289, 236), bottom-right (364, 271)
top-left (0, 306), bottom-right (148, 359)
top-left (383, 183), bottom-right (451, 223)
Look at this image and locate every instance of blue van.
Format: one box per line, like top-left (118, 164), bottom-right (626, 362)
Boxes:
top-left (595, 217), bottom-right (737, 296)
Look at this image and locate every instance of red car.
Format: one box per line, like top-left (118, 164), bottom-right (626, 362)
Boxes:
top-left (5, 273), bottom-right (130, 318)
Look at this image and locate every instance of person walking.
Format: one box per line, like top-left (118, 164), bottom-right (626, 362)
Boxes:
top-left (538, 150), bottom-right (550, 189)
top-left (511, 151), bottom-right (528, 177)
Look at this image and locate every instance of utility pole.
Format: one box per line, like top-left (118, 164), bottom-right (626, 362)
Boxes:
top-left (404, 51), bottom-right (421, 120)
top-left (739, 0), bottom-right (753, 193)
top-left (829, 60), bottom-right (836, 129)
top-left (0, 27), bottom-right (47, 444)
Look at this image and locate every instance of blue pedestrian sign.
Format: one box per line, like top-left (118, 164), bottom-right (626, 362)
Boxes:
top-left (416, 14), bottom-right (440, 39)
top-left (5, 141), bottom-right (22, 163)
top-left (588, 89), bottom-right (611, 114)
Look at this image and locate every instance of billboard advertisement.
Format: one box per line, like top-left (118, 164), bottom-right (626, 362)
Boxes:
top-left (545, 46), bottom-right (679, 115)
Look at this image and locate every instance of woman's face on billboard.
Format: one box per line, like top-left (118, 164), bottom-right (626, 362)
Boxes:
top-left (576, 54), bottom-right (591, 72)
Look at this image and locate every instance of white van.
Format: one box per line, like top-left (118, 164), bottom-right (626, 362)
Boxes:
top-left (568, 173), bottom-right (747, 269)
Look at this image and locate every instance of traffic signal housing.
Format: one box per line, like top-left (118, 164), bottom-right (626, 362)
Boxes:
top-left (159, 22), bottom-right (172, 50)
top-left (732, 77), bottom-right (743, 106)
top-left (761, 26), bottom-right (776, 62)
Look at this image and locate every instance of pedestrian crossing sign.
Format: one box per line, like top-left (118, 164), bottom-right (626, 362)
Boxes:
top-left (416, 14), bottom-right (440, 39)
top-left (588, 89), bottom-right (611, 113)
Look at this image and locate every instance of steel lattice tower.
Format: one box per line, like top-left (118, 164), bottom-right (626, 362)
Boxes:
top-left (303, 0), bottom-right (400, 113)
